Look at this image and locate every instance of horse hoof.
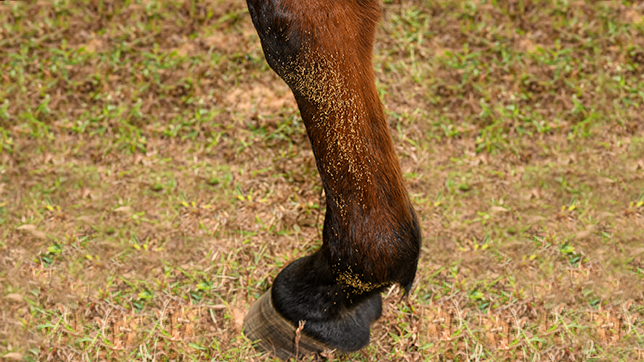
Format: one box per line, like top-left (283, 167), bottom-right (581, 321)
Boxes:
top-left (244, 288), bottom-right (333, 360)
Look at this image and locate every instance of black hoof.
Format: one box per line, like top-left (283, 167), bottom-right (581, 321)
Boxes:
top-left (244, 288), bottom-right (334, 361)
top-left (244, 286), bottom-right (382, 360)
top-left (245, 253), bottom-right (384, 360)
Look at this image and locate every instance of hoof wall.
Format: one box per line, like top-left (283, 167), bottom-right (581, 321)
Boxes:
top-left (244, 288), bottom-right (333, 360)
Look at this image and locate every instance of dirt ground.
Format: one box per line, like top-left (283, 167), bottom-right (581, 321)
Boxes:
top-left (1, 0), bottom-right (643, 361)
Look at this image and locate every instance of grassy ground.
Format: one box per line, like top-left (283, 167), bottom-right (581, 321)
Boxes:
top-left (1, 0), bottom-right (643, 360)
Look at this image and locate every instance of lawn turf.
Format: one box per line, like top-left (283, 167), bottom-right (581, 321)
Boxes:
top-left (1, 0), bottom-right (644, 361)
